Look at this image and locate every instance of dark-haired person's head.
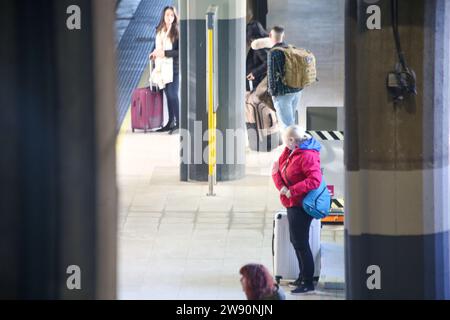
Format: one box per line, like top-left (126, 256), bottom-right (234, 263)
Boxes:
top-left (156, 6), bottom-right (179, 42)
top-left (246, 20), bottom-right (269, 46)
top-left (239, 264), bottom-right (277, 300)
top-left (270, 25), bottom-right (285, 45)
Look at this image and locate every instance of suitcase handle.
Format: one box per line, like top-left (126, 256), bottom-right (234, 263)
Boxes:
top-left (272, 220), bottom-right (275, 257)
top-left (256, 104), bottom-right (264, 143)
top-left (149, 59), bottom-right (158, 92)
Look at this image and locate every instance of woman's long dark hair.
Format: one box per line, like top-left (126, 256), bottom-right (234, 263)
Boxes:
top-left (156, 6), bottom-right (179, 43)
top-left (246, 20), bottom-right (269, 46)
top-left (240, 264), bottom-right (276, 300)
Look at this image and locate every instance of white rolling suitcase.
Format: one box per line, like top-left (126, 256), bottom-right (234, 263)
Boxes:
top-left (273, 209), bottom-right (321, 284)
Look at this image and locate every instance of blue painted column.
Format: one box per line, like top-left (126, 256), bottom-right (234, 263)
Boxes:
top-left (345, 0), bottom-right (450, 299)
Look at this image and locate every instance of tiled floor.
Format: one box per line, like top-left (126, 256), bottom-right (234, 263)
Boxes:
top-left (117, 128), bottom-right (345, 300)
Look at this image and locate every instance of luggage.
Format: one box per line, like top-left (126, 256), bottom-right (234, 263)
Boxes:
top-left (245, 90), bottom-right (281, 152)
top-left (303, 179), bottom-right (332, 219)
top-left (131, 86), bottom-right (164, 133)
top-left (271, 46), bottom-right (317, 89)
top-left (272, 209), bottom-right (321, 283)
top-left (131, 60), bottom-right (164, 133)
top-left (254, 76), bottom-right (275, 109)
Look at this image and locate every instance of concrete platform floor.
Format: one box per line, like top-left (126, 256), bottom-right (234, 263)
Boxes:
top-left (116, 125), bottom-right (345, 300)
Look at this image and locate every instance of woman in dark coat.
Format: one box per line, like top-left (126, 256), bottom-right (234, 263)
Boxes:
top-left (246, 21), bottom-right (270, 91)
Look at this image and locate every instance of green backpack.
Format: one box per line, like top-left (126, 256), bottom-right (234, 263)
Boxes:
top-left (272, 45), bottom-right (317, 89)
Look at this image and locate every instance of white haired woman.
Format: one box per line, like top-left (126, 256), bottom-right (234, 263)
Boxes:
top-left (272, 125), bottom-right (322, 294)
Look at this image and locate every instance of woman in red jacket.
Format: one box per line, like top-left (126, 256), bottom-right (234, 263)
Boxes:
top-left (272, 125), bottom-right (322, 294)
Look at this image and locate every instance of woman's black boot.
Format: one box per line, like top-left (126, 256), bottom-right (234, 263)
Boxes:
top-left (156, 121), bottom-right (173, 133)
top-left (168, 120), bottom-right (179, 135)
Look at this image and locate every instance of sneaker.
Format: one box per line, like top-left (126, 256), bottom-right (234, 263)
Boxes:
top-left (288, 278), bottom-right (302, 288)
top-left (291, 282), bottom-right (315, 295)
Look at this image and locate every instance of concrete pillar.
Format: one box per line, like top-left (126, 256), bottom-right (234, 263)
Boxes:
top-left (0, 0), bottom-right (117, 299)
top-left (345, 0), bottom-right (450, 299)
top-left (179, 0), bottom-right (246, 182)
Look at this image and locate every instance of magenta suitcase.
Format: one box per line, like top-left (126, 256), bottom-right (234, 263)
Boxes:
top-left (131, 87), bottom-right (164, 133)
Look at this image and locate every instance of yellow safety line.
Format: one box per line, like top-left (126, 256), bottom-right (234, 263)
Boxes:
top-left (116, 106), bottom-right (131, 154)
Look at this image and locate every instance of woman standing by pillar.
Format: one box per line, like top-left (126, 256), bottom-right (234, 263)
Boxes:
top-left (272, 126), bottom-right (322, 294)
top-left (150, 6), bottom-right (180, 134)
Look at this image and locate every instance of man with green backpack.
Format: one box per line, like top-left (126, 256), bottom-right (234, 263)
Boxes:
top-left (267, 26), bottom-right (317, 130)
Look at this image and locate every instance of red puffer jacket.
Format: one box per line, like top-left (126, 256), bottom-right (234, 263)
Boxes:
top-left (272, 143), bottom-right (322, 209)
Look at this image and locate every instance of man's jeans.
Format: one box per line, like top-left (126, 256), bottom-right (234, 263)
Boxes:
top-left (272, 91), bottom-right (302, 129)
